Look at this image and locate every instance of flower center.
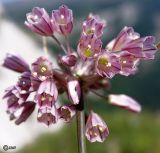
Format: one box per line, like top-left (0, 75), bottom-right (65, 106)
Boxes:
top-left (61, 108), bottom-right (70, 120)
top-left (59, 14), bottom-right (66, 25)
top-left (87, 29), bottom-right (95, 35)
top-left (84, 47), bottom-right (93, 57)
top-left (97, 125), bottom-right (105, 132)
top-left (98, 57), bottom-right (111, 67)
top-left (40, 65), bottom-right (48, 73)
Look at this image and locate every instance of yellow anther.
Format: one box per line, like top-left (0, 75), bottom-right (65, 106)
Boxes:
top-left (41, 66), bottom-right (47, 73)
top-left (98, 126), bottom-right (104, 132)
top-left (84, 48), bottom-right (93, 57)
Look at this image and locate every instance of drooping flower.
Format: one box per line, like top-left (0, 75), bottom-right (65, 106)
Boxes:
top-left (58, 105), bottom-right (76, 122)
top-left (78, 34), bottom-right (102, 60)
top-left (119, 51), bottom-right (140, 76)
top-left (30, 75), bottom-right (42, 91)
top-left (85, 111), bottom-right (109, 143)
top-left (3, 86), bottom-right (32, 123)
top-left (25, 7), bottom-right (54, 36)
top-left (17, 72), bottom-right (32, 93)
top-left (67, 79), bottom-right (81, 105)
top-left (106, 26), bottom-right (140, 54)
top-left (3, 53), bottom-right (30, 73)
top-left (35, 79), bottom-right (58, 108)
top-left (31, 56), bottom-right (53, 81)
top-left (3, 86), bottom-right (29, 105)
top-left (58, 53), bottom-right (77, 67)
top-left (108, 94), bottom-right (141, 113)
top-left (51, 5), bottom-right (73, 35)
top-left (37, 105), bottom-right (58, 126)
top-left (141, 36), bottom-right (157, 59)
top-left (14, 102), bottom-right (36, 125)
top-left (106, 26), bottom-right (157, 59)
top-left (96, 51), bottom-right (121, 78)
top-left (82, 14), bottom-right (106, 38)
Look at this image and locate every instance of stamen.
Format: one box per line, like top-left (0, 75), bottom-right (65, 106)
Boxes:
top-left (41, 66), bottom-right (47, 73)
top-left (34, 15), bottom-right (39, 20)
top-left (94, 132), bottom-right (98, 136)
top-left (41, 96), bottom-right (46, 101)
top-left (98, 126), bottom-right (104, 132)
top-left (122, 60), bottom-right (127, 64)
top-left (88, 44), bottom-right (91, 48)
top-left (33, 72), bottom-right (38, 76)
top-left (98, 57), bottom-right (108, 65)
top-left (21, 90), bottom-right (27, 94)
top-left (41, 76), bottom-right (46, 81)
top-left (84, 48), bottom-right (92, 57)
top-left (61, 14), bottom-right (64, 19)
top-left (106, 62), bottom-right (111, 67)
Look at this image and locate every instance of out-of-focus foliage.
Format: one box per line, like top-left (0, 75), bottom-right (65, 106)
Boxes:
top-left (16, 110), bottom-right (160, 153)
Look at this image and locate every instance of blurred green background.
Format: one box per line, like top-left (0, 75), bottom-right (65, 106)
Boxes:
top-left (1, 0), bottom-right (160, 153)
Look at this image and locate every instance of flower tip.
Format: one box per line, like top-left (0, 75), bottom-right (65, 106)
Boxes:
top-left (108, 94), bottom-right (142, 113)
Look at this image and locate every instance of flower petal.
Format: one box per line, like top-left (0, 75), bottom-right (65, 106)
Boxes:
top-left (108, 94), bottom-right (141, 113)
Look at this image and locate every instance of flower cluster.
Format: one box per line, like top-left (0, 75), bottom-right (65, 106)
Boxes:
top-left (3, 5), bottom-right (158, 143)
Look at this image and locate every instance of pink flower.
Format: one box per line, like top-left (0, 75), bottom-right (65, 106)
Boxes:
top-left (85, 111), bottom-right (109, 143)
top-left (25, 7), bottom-right (53, 36)
top-left (142, 36), bottom-right (157, 59)
top-left (37, 105), bottom-right (58, 126)
top-left (96, 51), bottom-right (121, 78)
top-left (3, 86), bottom-right (34, 124)
top-left (14, 102), bottom-right (36, 125)
top-left (31, 56), bottom-right (53, 81)
top-left (31, 76), bottom-right (42, 91)
top-left (51, 5), bottom-right (73, 35)
top-left (3, 53), bottom-right (30, 73)
top-left (67, 79), bottom-right (81, 105)
top-left (17, 72), bottom-right (32, 93)
top-left (108, 94), bottom-right (141, 113)
top-left (78, 34), bottom-right (102, 60)
top-left (35, 79), bottom-right (58, 108)
top-left (58, 105), bottom-right (76, 122)
top-left (3, 86), bottom-right (28, 105)
top-left (59, 53), bottom-right (77, 67)
top-left (119, 51), bottom-right (140, 76)
top-left (106, 26), bottom-right (141, 55)
top-left (106, 27), bottom-right (157, 59)
top-left (82, 14), bottom-right (106, 38)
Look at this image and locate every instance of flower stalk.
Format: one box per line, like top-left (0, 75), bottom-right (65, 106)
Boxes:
top-left (2, 4), bottom-right (158, 153)
top-left (51, 35), bottom-right (68, 54)
top-left (76, 82), bottom-right (86, 153)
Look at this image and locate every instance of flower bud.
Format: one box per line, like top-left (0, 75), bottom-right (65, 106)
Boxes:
top-left (3, 53), bottom-right (30, 73)
top-left (67, 79), bottom-right (81, 105)
top-left (59, 54), bottom-right (77, 67)
top-left (108, 94), bottom-right (141, 113)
